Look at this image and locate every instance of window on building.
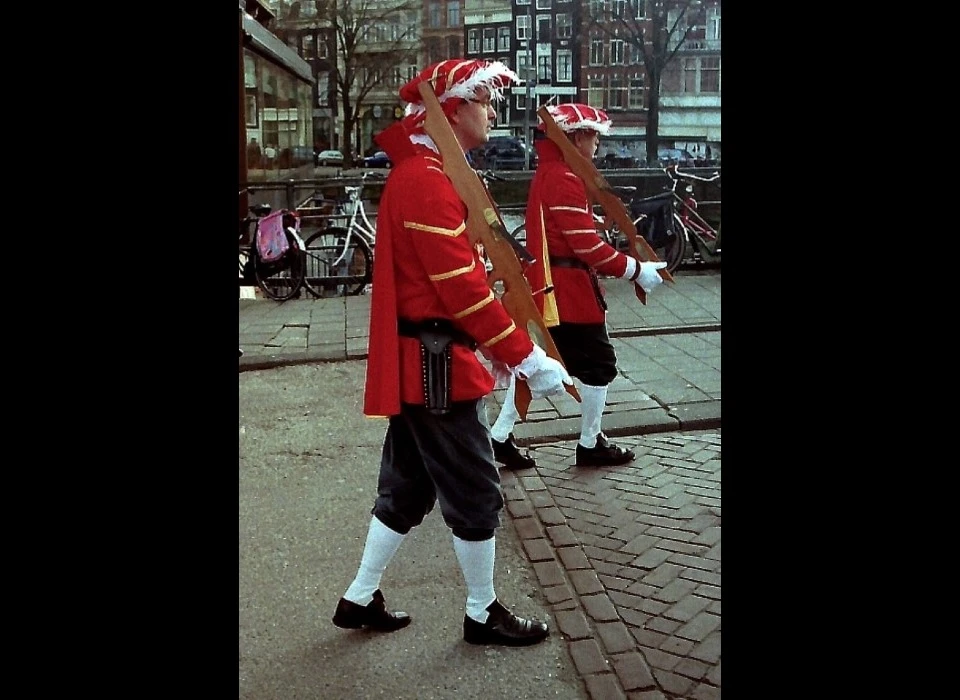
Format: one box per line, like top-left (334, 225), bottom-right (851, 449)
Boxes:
top-left (483, 28), bottom-right (495, 52)
top-left (447, 1), bottom-right (461, 27)
top-left (264, 74), bottom-right (278, 109)
top-left (536, 15), bottom-right (551, 41)
top-left (468, 29), bottom-right (480, 53)
top-left (516, 92), bottom-right (528, 112)
top-left (428, 39), bottom-right (444, 65)
top-left (536, 0), bottom-right (552, 8)
top-left (407, 12), bottom-right (418, 38)
top-left (556, 49), bottom-right (572, 82)
top-left (700, 56), bottom-right (720, 93)
top-left (633, 0), bottom-right (646, 19)
top-left (609, 77), bottom-right (626, 109)
top-left (516, 0), bottom-right (530, 5)
top-left (661, 60), bottom-right (680, 93)
top-left (557, 13), bottom-right (572, 39)
top-left (683, 57), bottom-right (697, 93)
top-left (588, 0), bottom-right (603, 17)
top-left (587, 76), bottom-right (605, 109)
top-left (537, 54), bottom-right (552, 82)
top-left (516, 51), bottom-right (530, 77)
top-left (301, 34), bottom-right (315, 59)
top-left (517, 15), bottom-right (530, 40)
top-left (429, 2), bottom-right (441, 28)
top-left (590, 38), bottom-right (604, 65)
top-left (317, 72), bottom-right (330, 107)
top-left (613, 0), bottom-right (627, 18)
top-left (610, 40), bottom-right (624, 64)
top-left (628, 76), bottom-right (644, 108)
top-left (498, 27), bottom-right (510, 51)
top-left (318, 32), bottom-right (328, 59)
top-left (707, 6), bottom-right (721, 41)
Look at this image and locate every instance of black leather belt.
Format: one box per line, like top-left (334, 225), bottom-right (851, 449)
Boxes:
top-left (549, 256), bottom-right (590, 270)
top-left (398, 318), bottom-right (477, 415)
top-left (547, 257), bottom-right (607, 312)
top-left (397, 318), bottom-right (477, 350)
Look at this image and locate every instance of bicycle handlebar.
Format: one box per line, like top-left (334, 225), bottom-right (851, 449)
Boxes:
top-left (666, 165), bottom-right (720, 183)
top-left (476, 169), bottom-right (505, 183)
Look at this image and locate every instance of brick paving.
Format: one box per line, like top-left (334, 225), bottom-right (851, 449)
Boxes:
top-left (500, 430), bottom-right (721, 699)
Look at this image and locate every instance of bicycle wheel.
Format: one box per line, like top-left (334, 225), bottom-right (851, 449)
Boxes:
top-left (510, 224), bottom-right (526, 248)
top-left (302, 227), bottom-right (372, 297)
top-left (253, 230), bottom-right (305, 301)
top-left (650, 214), bottom-right (687, 274)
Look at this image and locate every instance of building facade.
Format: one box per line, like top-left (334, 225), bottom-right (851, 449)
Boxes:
top-left (256, 0), bottom-right (721, 165)
top-left (240, 0), bottom-right (316, 196)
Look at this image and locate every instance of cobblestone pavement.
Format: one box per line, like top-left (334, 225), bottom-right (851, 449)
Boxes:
top-left (240, 270), bottom-right (721, 699)
top-left (500, 430), bottom-right (721, 699)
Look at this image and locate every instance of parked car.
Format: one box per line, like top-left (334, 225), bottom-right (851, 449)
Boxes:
top-left (316, 149), bottom-right (345, 167)
top-left (657, 148), bottom-right (697, 168)
top-left (469, 136), bottom-right (537, 170)
top-left (362, 150), bottom-right (392, 169)
top-left (597, 152), bottom-right (640, 169)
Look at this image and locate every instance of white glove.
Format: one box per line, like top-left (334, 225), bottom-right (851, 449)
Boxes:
top-left (510, 345), bottom-right (573, 400)
top-left (635, 261), bottom-right (668, 293)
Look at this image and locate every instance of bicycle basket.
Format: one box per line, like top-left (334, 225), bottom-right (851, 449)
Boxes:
top-left (256, 210), bottom-right (291, 263)
top-left (631, 193), bottom-right (676, 247)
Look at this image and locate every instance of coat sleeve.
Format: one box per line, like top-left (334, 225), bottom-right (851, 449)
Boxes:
top-left (546, 171), bottom-right (631, 278)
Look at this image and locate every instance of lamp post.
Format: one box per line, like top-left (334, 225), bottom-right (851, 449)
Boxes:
top-left (523, 3), bottom-right (533, 170)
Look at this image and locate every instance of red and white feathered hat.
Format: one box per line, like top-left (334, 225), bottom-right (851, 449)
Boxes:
top-left (400, 59), bottom-right (520, 124)
top-left (538, 103), bottom-right (612, 135)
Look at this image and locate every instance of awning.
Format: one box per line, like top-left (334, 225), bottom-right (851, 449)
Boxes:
top-left (242, 12), bottom-right (313, 84)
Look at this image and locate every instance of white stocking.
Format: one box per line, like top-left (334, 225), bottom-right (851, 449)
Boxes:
top-left (578, 382), bottom-right (608, 449)
top-left (452, 535), bottom-right (497, 623)
top-left (343, 516), bottom-right (406, 606)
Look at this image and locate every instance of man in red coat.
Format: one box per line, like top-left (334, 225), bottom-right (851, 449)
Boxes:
top-left (491, 103), bottom-right (667, 469)
top-left (332, 59), bottom-right (572, 647)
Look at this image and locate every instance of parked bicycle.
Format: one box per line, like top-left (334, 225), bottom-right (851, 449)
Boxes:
top-left (238, 190), bottom-right (307, 301)
top-left (296, 171), bottom-right (385, 297)
top-left (666, 165), bottom-right (721, 266)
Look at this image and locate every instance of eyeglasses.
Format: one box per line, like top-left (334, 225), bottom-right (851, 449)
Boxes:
top-left (469, 97), bottom-right (493, 109)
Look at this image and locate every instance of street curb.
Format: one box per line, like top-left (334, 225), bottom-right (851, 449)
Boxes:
top-left (512, 400), bottom-right (721, 446)
top-left (238, 323), bottom-right (721, 373)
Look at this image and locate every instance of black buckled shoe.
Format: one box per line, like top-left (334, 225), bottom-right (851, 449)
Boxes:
top-left (576, 434), bottom-right (635, 467)
top-left (492, 434), bottom-right (537, 470)
top-left (332, 589), bottom-right (411, 632)
top-left (463, 599), bottom-right (549, 646)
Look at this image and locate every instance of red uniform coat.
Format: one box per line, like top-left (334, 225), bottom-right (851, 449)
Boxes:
top-left (524, 139), bottom-right (632, 325)
top-left (363, 146), bottom-right (535, 417)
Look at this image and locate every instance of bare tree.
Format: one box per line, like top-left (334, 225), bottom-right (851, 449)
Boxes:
top-left (583, 0), bottom-right (707, 166)
top-left (309, 0), bottom-right (420, 166)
